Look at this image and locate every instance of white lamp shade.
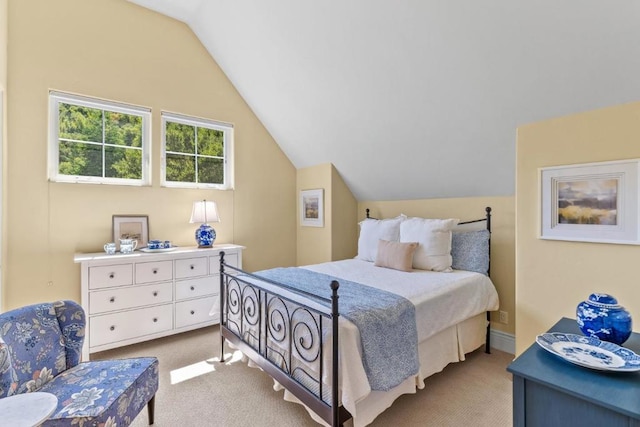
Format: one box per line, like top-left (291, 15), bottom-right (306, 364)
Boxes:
top-left (190, 200), bottom-right (220, 224)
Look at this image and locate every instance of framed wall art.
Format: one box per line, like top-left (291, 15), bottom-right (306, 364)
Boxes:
top-left (540, 159), bottom-right (640, 244)
top-left (300, 189), bottom-right (324, 227)
top-left (113, 214), bottom-right (149, 249)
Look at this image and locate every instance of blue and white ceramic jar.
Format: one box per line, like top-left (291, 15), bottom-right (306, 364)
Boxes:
top-left (576, 293), bottom-right (632, 345)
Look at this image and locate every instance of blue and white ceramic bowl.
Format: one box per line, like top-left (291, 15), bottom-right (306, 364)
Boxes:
top-left (576, 293), bottom-right (632, 345)
top-left (148, 240), bottom-right (163, 250)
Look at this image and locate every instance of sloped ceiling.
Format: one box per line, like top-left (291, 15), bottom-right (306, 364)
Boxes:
top-left (128, 0), bottom-right (640, 201)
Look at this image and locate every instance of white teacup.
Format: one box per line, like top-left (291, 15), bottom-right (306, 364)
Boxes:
top-left (104, 242), bottom-right (116, 255)
top-left (119, 238), bottom-right (138, 254)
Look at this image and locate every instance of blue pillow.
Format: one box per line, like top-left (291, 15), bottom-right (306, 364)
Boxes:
top-left (451, 229), bottom-right (490, 275)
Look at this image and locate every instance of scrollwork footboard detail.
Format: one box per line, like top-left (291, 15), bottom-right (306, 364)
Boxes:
top-left (219, 252), bottom-right (349, 427)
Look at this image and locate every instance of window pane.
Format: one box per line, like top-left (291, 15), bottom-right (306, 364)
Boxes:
top-left (166, 153), bottom-right (196, 182)
top-left (161, 113), bottom-right (232, 188)
top-left (198, 157), bottom-right (224, 184)
top-left (166, 122), bottom-right (195, 154)
top-left (197, 127), bottom-right (224, 157)
top-left (51, 93), bottom-right (149, 185)
top-left (58, 141), bottom-right (102, 177)
top-left (59, 103), bottom-right (103, 143)
top-left (106, 146), bottom-right (142, 179)
top-left (105, 112), bottom-right (142, 147)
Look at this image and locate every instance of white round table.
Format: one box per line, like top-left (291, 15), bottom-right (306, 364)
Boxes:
top-left (0, 392), bottom-right (58, 426)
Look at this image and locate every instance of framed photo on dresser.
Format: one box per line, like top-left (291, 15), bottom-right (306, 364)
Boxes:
top-left (112, 214), bottom-right (149, 249)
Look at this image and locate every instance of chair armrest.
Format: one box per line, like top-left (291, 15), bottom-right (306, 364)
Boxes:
top-left (53, 301), bottom-right (86, 368)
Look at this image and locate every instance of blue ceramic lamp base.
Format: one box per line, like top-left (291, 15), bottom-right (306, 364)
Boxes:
top-left (195, 223), bottom-right (216, 248)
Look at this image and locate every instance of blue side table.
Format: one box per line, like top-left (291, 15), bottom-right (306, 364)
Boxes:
top-left (507, 317), bottom-right (640, 427)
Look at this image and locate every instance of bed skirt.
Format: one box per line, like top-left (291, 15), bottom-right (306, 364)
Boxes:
top-left (272, 312), bottom-right (488, 427)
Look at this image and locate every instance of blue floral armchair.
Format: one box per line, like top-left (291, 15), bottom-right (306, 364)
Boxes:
top-left (0, 300), bottom-right (158, 426)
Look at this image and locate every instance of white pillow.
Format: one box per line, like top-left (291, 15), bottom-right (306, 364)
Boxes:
top-left (356, 215), bottom-right (405, 262)
top-left (400, 217), bottom-right (459, 271)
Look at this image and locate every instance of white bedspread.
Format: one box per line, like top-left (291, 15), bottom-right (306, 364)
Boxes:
top-left (303, 259), bottom-right (499, 343)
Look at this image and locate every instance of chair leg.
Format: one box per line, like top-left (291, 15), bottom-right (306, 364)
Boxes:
top-left (147, 395), bottom-right (156, 425)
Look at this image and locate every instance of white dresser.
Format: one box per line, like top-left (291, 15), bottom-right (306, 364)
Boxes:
top-left (74, 244), bottom-right (244, 360)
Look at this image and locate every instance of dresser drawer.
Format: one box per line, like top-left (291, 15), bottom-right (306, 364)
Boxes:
top-left (89, 304), bottom-right (173, 348)
top-left (175, 296), bottom-right (217, 328)
top-left (175, 257), bottom-right (208, 279)
top-left (175, 277), bottom-right (217, 301)
top-left (89, 264), bottom-right (133, 290)
top-left (135, 260), bottom-right (173, 284)
top-left (89, 282), bottom-right (173, 314)
top-left (210, 252), bottom-right (238, 274)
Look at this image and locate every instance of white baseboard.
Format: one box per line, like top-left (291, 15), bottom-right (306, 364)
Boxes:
top-left (490, 329), bottom-right (515, 355)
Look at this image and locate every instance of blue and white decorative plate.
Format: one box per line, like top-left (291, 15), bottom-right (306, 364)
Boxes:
top-left (536, 332), bottom-right (640, 372)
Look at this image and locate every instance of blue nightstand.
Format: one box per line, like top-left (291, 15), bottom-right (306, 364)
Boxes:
top-left (507, 317), bottom-right (640, 427)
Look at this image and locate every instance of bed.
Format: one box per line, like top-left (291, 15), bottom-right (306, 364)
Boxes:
top-left (217, 207), bottom-right (499, 427)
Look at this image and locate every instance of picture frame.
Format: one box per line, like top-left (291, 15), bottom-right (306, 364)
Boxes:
top-left (540, 159), bottom-right (640, 244)
top-left (300, 189), bottom-right (324, 227)
top-left (112, 215), bottom-right (149, 249)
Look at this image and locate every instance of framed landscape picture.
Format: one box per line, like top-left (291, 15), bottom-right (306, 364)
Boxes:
top-left (540, 159), bottom-right (640, 244)
top-left (113, 215), bottom-right (149, 249)
top-left (300, 189), bottom-right (324, 227)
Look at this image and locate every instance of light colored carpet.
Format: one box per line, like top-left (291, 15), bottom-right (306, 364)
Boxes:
top-left (94, 326), bottom-right (513, 427)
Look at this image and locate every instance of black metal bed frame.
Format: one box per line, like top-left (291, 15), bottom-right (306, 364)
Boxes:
top-left (218, 206), bottom-right (493, 427)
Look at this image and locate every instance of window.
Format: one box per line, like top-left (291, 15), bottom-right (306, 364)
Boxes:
top-left (49, 92), bottom-right (151, 185)
top-left (161, 112), bottom-right (234, 189)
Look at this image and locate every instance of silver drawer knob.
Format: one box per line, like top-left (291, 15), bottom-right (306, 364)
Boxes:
top-left (190, 286), bottom-right (195, 291)
top-left (152, 269), bottom-right (158, 274)
top-left (190, 265), bottom-right (195, 270)
top-left (109, 297), bottom-right (115, 303)
top-left (110, 326), bottom-right (115, 331)
top-left (109, 273), bottom-right (115, 279)
top-left (153, 317), bottom-right (158, 323)
top-left (153, 292), bottom-right (158, 297)
top-left (190, 310), bottom-right (195, 315)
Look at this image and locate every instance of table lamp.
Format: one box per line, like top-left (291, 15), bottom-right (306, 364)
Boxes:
top-left (190, 200), bottom-right (220, 248)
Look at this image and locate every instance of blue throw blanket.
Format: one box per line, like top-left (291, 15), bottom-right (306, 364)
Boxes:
top-left (254, 267), bottom-right (419, 391)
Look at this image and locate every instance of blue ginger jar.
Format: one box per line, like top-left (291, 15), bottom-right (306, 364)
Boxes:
top-left (576, 293), bottom-right (632, 345)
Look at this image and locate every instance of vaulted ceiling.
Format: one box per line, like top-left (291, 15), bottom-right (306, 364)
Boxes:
top-left (128, 0), bottom-right (640, 201)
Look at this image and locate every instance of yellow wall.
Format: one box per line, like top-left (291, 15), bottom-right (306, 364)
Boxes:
top-left (4, 0), bottom-right (296, 310)
top-left (359, 197), bottom-right (516, 336)
top-left (297, 164), bottom-right (332, 265)
top-left (0, 0), bottom-right (5, 308)
top-left (330, 165), bottom-right (358, 261)
top-left (516, 101), bottom-right (640, 354)
top-left (0, 0), bottom-right (5, 89)
top-left (296, 163), bottom-right (358, 266)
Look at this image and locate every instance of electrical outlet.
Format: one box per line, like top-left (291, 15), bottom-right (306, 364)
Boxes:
top-left (499, 310), bottom-right (508, 324)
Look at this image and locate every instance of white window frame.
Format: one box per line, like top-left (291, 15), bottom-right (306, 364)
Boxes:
top-left (48, 91), bottom-right (151, 186)
top-left (161, 112), bottom-right (234, 190)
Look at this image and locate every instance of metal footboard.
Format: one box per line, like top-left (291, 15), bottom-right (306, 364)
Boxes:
top-left (219, 253), bottom-right (351, 427)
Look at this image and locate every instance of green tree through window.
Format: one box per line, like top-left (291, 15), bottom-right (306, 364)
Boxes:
top-left (49, 92), bottom-right (150, 185)
top-left (162, 113), bottom-right (232, 189)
